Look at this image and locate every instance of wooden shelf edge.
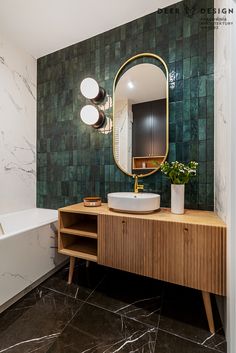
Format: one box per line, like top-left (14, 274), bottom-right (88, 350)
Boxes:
top-left (133, 156), bottom-right (165, 159)
top-left (133, 167), bottom-right (156, 170)
top-left (60, 227), bottom-right (98, 238)
top-left (59, 248), bottom-right (98, 262)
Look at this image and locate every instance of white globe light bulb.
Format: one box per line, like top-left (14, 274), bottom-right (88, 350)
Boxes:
top-left (80, 78), bottom-right (99, 99)
top-left (80, 105), bottom-right (99, 125)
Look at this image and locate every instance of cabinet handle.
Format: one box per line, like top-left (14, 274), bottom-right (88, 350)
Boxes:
top-left (122, 220), bottom-right (126, 233)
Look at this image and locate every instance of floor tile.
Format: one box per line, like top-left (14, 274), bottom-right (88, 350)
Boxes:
top-left (0, 287), bottom-right (49, 332)
top-left (155, 330), bottom-right (220, 353)
top-left (159, 283), bottom-right (225, 351)
top-left (41, 260), bottom-right (108, 301)
top-left (202, 328), bottom-right (227, 353)
top-left (0, 265), bottom-right (226, 353)
top-left (0, 289), bottom-right (82, 353)
top-left (87, 269), bottom-right (164, 327)
top-left (47, 302), bottom-right (157, 353)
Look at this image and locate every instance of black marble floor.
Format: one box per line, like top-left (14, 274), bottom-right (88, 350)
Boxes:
top-left (0, 261), bottom-right (226, 353)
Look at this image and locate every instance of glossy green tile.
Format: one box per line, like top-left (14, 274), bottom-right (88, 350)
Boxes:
top-left (207, 51), bottom-right (214, 74)
top-left (183, 99), bottom-right (190, 120)
top-left (198, 119), bottom-right (207, 140)
top-left (176, 39), bottom-right (183, 60)
top-left (207, 139), bottom-right (214, 162)
top-left (175, 101), bottom-right (183, 120)
top-left (183, 58), bottom-right (190, 79)
top-left (190, 98), bottom-right (198, 118)
top-left (207, 183), bottom-right (214, 207)
top-left (191, 118), bottom-right (198, 140)
top-left (199, 141), bottom-right (206, 162)
top-left (176, 142), bottom-right (183, 161)
top-left (199, 183), bottom-right (207, 204)
top-left (183, 120), bottom-right (191, 142)
top-left (176, 121), bottom-right (183, 142)
top-left (183, 79), bottom-right (190, 101)
top-left (169, 39), bottom-right (176, 62)
top-left (207, 30), bottom-right (214, 52)
top-left (183, 37), bottom-right (191, 58)
top-left (207, 74), bottom-right (214, 96)
top-left (170, 123), bottom-right (176, 142)
top-left (183, 17), bottom-right (191, 38)
top-left (190, 35), bottom-right (199, 57)
top-left (175, 60), bottom-right (183, 80)
top-left (198, 162), bottom-right (207, 184)
top-left (175, 80), bottom-right (183, 101)
top-left (207, 161), bottom-right (214, 183)
top-left (37, 0), bottom-right (214, 211)
top-left (190, 77), bottom-right (199, 98)
top-left (169, 102), bottom-right (176, 123)
top-left (190, 56), bottom-right (199, 77)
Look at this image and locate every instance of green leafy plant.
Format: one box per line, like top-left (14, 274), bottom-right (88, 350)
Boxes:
top-left (159, 161), bottom-right (198, 184)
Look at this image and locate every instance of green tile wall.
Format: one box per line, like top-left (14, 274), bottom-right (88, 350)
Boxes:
top-left (37, 0), bottom-right (214, 210)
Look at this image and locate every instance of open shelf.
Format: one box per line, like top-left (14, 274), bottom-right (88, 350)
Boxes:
top-left (133, 156), bottom-right (165, 170)
top-left (59, 210), bottom-right (99, 263)
top-left (60, 212), bottom-right (97, 237)
top-left (59, 233), bottom-right (97, 262)
top-left (60, 222), bottom-right (97, 238)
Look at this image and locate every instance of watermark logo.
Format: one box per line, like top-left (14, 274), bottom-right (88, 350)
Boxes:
top-left (183, 5), bottom-right (198, 18)
top-left (156, 6), bottom-right (234, 29)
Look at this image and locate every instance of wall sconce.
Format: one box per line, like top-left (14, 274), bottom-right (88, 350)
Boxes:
top-left (80, 77), bottom-right (106, 104)
top-left (80, 105), bottom-right (105, 129)
top-left (80, 77), bottom-right (106, 129)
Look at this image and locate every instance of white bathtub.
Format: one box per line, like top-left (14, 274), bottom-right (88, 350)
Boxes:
top-left (0, 208), bottom-right (66, 312)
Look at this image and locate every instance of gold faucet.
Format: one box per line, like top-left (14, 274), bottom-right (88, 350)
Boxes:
top-left (134, 175), bottom-right (144, 193)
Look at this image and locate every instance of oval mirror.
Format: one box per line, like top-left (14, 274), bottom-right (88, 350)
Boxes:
top-left (113, 53), bottom-right (169, 177)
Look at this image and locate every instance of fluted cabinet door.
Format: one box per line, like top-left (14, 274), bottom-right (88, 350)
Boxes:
top-left (98, 214), bottom-right (153, 277)
top-left (152, 221), bottom-right (226, 295)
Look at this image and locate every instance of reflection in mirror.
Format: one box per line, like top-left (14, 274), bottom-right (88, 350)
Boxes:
top-left (113, 55), bottom-right (168, 177)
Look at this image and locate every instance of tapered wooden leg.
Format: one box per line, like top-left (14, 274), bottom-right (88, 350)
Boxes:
top-left (86, 260), bottom-right (89, 268)
top-left (68, 256), bottom-right (75, 284)
top-left (202, 291), bottom-right (215, 334)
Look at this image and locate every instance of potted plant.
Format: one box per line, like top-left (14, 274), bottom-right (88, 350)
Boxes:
top-left (160, 161), bottom-right (198, 214)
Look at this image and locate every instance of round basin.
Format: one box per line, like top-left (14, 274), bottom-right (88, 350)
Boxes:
top-left (108, 192), bottom-right (160, 213)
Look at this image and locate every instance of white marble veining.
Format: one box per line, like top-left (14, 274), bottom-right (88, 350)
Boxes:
top-left (0, 208), bottom-right (66, 311)
top-left (0, 333), bottom-right (60, 353)
top-left (214, 0), bottom-right (235, 340)
top-left (214, 0), bottom-right (233, 223)
top-left (0, 35), bottom-right (36, 215)
top-left (114, 99), bottom-right (133, 173)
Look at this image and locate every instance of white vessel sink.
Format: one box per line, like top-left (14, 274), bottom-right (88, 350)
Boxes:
top-left (108, 192), bottom-right (160, 213)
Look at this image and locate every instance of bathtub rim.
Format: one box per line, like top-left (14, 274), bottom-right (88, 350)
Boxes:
top-left (0, 207), bottom-right (58, 239)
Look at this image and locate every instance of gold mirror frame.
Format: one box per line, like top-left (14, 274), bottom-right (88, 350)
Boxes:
top-left (112, 52), bottom-right (169, 178)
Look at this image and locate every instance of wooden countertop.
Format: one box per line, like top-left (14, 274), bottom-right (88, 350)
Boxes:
top-left (59, 203), bottom-right (226, 228)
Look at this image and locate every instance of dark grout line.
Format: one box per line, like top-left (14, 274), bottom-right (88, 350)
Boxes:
top-left (41, 284), bottom-right (225, 353)
top-left (153, 281), bottom-right (166, 352)
top-left (83, 298), bottom-right (161, 330)
top-left (41, 273), bottom-right (109, 351)
top-left (157, 328), bottom-right (225, 353)
top-left (83, 273), bottom-right (109, 303)
top-left (40, 284), bottom-right (86, 302)
top-left (39, 267), bottom-right (226, 353)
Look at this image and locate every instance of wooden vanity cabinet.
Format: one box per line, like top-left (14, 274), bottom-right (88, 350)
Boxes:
top-left (98, 215), bottom-right (153, 277)
top-left (58, 203), bottom-right (226, 334)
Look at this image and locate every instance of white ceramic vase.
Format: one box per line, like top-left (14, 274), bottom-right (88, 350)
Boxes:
top-left (171, 184), bottom-right (185, 214)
